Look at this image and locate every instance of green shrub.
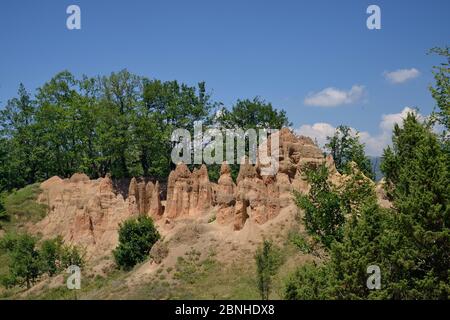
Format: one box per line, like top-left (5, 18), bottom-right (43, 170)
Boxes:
top-left (0, 233), bottom-right (85, 290)
top-left (40, 236), bottom-right (64, 276)
top-left (0, 233), bottom-right (42, 289)
top-left (285, 263), bottom-right (333, 300)
top-left (60, 243), bottom-right (85, 269)
top-left (40, 236), bottom-right (85, 275)
top-left (113, 216), bottom-right (160, 270)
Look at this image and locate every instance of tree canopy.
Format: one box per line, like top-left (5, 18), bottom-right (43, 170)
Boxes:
top-left (325, 125), bottom-right (373, 179)
top-left (0, 71), bottom-right (294, 191)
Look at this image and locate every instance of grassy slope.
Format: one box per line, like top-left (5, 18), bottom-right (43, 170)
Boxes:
top-left (1, 183), bottom-right (47, 232)
top-left (0, 184), bottom-right (48, 298)
top-left (0, 184), bottom-right (309, 300)
top-left (6, 238), bottom-right (306, 300)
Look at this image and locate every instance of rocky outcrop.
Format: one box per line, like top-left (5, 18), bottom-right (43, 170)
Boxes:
top-left (33, 174), bottom-right (130, 260)
top-left (127, 177), bottom-right (140, 215)
top-left (33, 128), bottom-right (344, 260)
top-left (222, 128), bottom-right (332, 230)
top-left (216, 162), bottom-right (236, 225)
top-left (33, 173), bottom-right (164, 261)
top-left (165, 163), bottom-right (213, 219)
top-left (148, 181), bottom-right (163, 218)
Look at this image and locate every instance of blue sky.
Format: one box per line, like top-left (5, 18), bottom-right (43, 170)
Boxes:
top-left (1, 0), bottom-right (449, 155)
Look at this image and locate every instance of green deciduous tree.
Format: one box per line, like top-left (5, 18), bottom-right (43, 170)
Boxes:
top-left (218, 97), bottom-right (291, 131)
top-left (0, 70), bottom-right (222, 191)
top-left (0, 233), bottom-right (85, 289)
top-left (326, 125), bottom-right (373, 179)
top-left (0, 233), bottom-right (42, 289)
top-left (40, 236), bottom-right (64, 276)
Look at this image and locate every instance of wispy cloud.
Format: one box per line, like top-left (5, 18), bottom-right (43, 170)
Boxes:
top-left (384, 68), bottom-right (420, 84)
top-left (296, 107), bottom-right (420, 156)
top-left (304, 85), bottom-right (365, 107)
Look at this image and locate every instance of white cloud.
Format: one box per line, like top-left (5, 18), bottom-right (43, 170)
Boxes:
top-left (384, 68), bottom-right (420, 84)
top-left (304, 85), bottom-right (365, 107)
top-left (295, 123), bottom-right (336, 147)
top-left (296, 107), bottom-right (420, 156)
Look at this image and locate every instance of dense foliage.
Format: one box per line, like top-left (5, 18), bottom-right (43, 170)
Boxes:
top-left (113, 216), bottom-right (161, 270)
top-left (294, 165), bottom-right (344, 248)
top-left (325, 125), bottom-right (374, 179)
top-left (287, 112), bottom-right (449, 300)
top-left (0, 233), bottom-right (85, 289)
top-left (286, 48), bottom-right (449, 300)
top-left (286, 114), bottom-right (450, 299)
top-left (0, 72), bottom-right (292, 190)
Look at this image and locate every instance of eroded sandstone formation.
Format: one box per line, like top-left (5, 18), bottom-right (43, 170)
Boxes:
top-left (165, 164), bottom-right (213, 219)
top-left (34, 128), bottom-right (343, 259)
top-left (217, 128), bottom-right (337, 230)
top-left (162, 128), bottom-right (340, 230)
top-left (33, 174), bottom-right (163, 259)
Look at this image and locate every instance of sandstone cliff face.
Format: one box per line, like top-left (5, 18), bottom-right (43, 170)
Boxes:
top-left (216, 128), bottom-right (334, 230)
top-left (165, 163), bottom-right (213, 219)
top-left (34, 175), bottom-right (128, 259)
top-left (215, 162), bottom-right (236, 225)
top-left (161, 128), bottom-right (339, 230)
top-left (33, 174), bottom-right (163, 260)
top-left (34, 128), bottom-right (342, 259)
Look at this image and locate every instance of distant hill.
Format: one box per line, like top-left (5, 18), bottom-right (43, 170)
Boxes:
top-left (370, 156), bottom-right (383, 181)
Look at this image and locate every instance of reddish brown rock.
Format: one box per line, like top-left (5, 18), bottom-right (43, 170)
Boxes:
top-left (127, 177), bottom-right (139, 215)
top-left (31, 127), bottom-right (347, 267)
top-left (165, 163), bottom-right (193, 218)
top-left (69, 173), bottom-right (90, 183)
top-left (145, 181), bottom-right (154, 214)
top-left (148, 181), bottom-right (163, 218)
top-left (216, 162), bottom-right (236, 225)
top-left (137, 181), bottom-right (147, 215)
top-left (195, 165), bottom-right (213, 212)
top-left (165, 163), bottom-right (214, 218)
top-left (32, 176), bottom-right (131, 261)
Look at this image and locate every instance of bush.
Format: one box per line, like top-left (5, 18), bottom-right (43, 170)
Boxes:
top-left (0, 233), bottom-right (42, 289)
top-left (60, 243), bottom-right (85, 269)
top-left (40, 236), bottom-right (64, 276)
top-left (289, 233), bottom-right (313, 254)
top-left (40, 236), bottom-right (85, 275)
top-left (113, 216), bottom-right (160, 270)
top-left (0, 233), bottom-right (85, 289)
top-left (285, 263), bottom-right (333, 300)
